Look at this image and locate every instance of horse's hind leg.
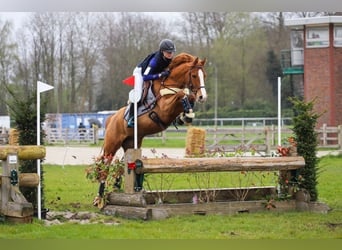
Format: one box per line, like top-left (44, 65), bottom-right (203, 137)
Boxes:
top-left (102, 109), bottom-right (127, 157)
top-left (93, 181), bottom-right (106, 208)
top-left (103, 138), bottom-right (123, 157)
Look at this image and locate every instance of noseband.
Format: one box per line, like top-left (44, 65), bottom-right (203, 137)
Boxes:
top-left (159, 64), bottom-right (205, 96)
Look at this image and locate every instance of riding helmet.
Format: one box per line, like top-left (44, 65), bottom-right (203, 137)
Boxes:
top-left (159, 39), bottom-right (176, 53)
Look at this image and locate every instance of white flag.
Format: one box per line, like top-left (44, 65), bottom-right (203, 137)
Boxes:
top-left (38, 81), bottom-right (54, 93)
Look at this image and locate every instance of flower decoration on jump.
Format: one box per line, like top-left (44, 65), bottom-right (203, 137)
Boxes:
top-left (86, 154), bottom-right (125, 208)
top-left (277, 136), bottom-right (297, 157)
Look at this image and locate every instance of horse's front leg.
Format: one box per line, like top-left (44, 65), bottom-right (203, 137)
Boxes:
top-left (176, 93), bottom-right (196, 125)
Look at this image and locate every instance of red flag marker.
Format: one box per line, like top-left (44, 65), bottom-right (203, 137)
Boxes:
top-left (122, 75), bottom-right (135, 87)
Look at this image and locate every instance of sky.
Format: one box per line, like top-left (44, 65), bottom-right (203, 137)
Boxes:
top-left (0, 0), bottom-right (338, 12)
top-left (0, 12), bottom-right (182, 30)
top-left (0, 12), bottom-right (30, 28)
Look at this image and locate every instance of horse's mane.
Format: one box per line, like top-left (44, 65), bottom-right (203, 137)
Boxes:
top-left (169, 53), bottom-right (196, 70)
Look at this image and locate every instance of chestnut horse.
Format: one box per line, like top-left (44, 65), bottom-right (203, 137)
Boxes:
top-left (103, 53), bottom-right (207, 157)
top-left (93, 53), bottom-right (207, 206)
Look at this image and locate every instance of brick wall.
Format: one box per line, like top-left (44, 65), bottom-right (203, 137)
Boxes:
top-left (304, 47), bottom-right (331, 127)
top-left (304, 26), bottom-right (342, 127)
top-left (333, 48), bottom-right (342, 126)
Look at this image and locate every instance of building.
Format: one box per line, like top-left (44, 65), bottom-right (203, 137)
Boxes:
top-left (283, 16), bottom-right (342, 128)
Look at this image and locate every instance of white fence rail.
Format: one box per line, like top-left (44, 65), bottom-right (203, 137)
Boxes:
top-left (2, 123), bottom-right (341, 151)
top-left (44, 127), bottom-right (99, 144)
top-left (155, 124), bottom-right (342, 152)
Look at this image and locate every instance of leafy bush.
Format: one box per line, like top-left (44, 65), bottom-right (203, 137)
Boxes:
top-left (290, 97), bottom-right (321, 201)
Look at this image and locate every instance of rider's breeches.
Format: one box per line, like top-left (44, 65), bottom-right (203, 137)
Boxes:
top-left (133, 66), bottom-right (143, 101)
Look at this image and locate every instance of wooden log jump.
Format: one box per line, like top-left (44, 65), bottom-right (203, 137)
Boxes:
top-left (123, 149), bottom-right (305, 194)
top-left (0, 145), bottom-right (46, 223)
top-left (0, 145), bottom-right (45, 160)
top-left (0, 173), bottom-right (39, 187)
top-left (140, 156), bottom-right (305, 173)
top-left (103, 149), bottom-right (307, 220)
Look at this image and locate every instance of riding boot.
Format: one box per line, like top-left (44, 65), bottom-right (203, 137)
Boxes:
top-left (127, 102), bottom-right (135, 128)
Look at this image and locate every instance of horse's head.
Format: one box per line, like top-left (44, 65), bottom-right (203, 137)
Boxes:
top-left (168, 53), bottom-right (207, 103)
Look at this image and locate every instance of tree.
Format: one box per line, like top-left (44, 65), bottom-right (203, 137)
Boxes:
top-left (209, 13), bottom-right (269, 110)
top-left (266, 50), bottom-right (283, 103)
top-left (290, 97), bottom-right (322, 201)
top-left (95, 12), bottom-right (173, 111)
top-left (0, 19), bottom-right (17, 115)
top-left (4, 83), bottom-right (47, 210)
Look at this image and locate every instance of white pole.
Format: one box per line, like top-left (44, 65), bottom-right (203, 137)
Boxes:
top-left (36, 81), bottom-right (54, 220)
top-left (133, 87), bottom-right (138, 149)
top-left (214, 65), bottom-right (218, 129)
top-left (36, 85), bottom-right (41, 220)
top-left (277, 77), bottom-right (281, 146)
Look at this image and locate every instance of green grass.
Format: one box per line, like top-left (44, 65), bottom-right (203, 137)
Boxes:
top-left (317, 156), bottom-right (342, 209)
top-left (142, 138), bottom-right (186, 148)
top-left (0, 155), bottom-right (341, 239)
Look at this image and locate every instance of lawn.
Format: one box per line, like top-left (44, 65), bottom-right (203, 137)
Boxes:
top-left (0, 155), bottom-right (341, 239)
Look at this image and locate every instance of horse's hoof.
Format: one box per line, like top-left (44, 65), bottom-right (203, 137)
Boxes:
top-left (184, 117), bottom-right (193, 124)
top-left (185, 112), bottom-right (195, 119)
top-left (93, 196), bottom-right (103, 208)
top-left (176, 116), bottom-right (184, 125)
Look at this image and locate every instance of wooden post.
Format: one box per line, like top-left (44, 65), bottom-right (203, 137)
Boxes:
top-left (322, 123), bottom-right (326, 146)
top-left (338, 125), bottom-right (342, 150)
top-left (0, 145), bottom-right (45, 223)
top-left (124, 148), bottom-right (141, 194)
top-left (1, 154), bottom-right (12, 212)
top-left (1, 153), bottom-right (33, 219)
top-left (265, 127), bottom-right (271, 155)
top-left (270, 125), bottom-right (275, 147)
top-left (94, 127), bottom-right (98, 144)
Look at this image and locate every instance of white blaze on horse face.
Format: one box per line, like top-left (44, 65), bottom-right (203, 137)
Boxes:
top-left (197, 69), bottom-right (207, 102)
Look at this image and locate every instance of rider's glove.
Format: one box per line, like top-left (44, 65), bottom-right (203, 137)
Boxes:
top-left (159, 70), bottom-right (170, 78)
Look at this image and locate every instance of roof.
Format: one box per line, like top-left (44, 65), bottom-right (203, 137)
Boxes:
top-left (285, 16), bottom-right (342, 28)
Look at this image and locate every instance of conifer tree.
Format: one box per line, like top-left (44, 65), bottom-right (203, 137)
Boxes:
top-left (290, 97), bottom-right (321, 201)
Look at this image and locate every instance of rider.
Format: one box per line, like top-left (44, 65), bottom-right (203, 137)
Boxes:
top-left (127, 39), bottom-right (176, 128)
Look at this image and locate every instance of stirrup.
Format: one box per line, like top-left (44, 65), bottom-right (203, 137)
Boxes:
top-left (127, 117), bottom-right (134, 128)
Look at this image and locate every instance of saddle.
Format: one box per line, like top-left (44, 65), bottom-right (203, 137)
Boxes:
top-left (124, 81), bottom-right (195, 128)
top-left (124, 81), bottom-right (157, 122)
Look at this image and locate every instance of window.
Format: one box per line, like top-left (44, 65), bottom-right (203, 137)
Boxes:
top-left (334, 25), bottom-right (342, 47)
top-left (306, 27), bottom-right (329, 48)
top-left (290, 30), bottom-right (304, 66)
top-left (291, 30), bottom-right (304, 49)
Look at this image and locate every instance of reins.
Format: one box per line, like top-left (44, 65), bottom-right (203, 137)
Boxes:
top-left (159, 64), bottom-right (204, 97)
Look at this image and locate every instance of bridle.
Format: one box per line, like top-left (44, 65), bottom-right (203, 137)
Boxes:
top-left (160, 65), bottom-right (205, 96)
top-left (187, 65), bottom-right (205, 95)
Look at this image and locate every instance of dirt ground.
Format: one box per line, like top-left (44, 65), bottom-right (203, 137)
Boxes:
top-left (44, 146), bottom-right (186, 166)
